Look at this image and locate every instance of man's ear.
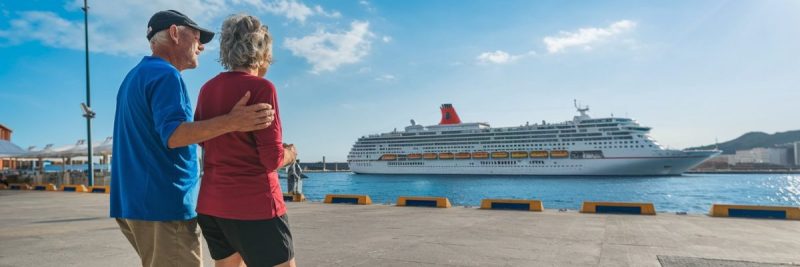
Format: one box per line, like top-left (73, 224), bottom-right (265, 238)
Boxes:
top-left (168, 25), bottom-right (180, 44)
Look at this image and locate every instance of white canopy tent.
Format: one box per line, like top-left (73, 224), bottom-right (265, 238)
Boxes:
top-left (94, 137), bottom-right (113, 155)
top-left (16, 137), bottom-right (113, 159)
top-left (5, 138), bottom-right (114, 184)
top-left (44, 142), bottom-right (81, 158)
top-left (0, 140), bottom-right (27, 158)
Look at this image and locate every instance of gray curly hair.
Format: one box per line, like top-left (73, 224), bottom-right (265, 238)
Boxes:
top-left (219, 14), bottom-right (272, 70)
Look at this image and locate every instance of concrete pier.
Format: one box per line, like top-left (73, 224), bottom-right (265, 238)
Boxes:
top-left (1, 191), bottom-right (799, 266)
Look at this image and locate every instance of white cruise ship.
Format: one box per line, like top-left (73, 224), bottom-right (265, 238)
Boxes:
top-left (347, 102), bottom-right (720, 176)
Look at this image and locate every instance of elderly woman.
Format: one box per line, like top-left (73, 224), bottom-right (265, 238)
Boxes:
top-left (194, 14), bottom-right (297, 267)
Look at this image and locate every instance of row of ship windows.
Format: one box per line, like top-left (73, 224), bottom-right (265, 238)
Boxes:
top-left (360, 135), bottom-right (602, 145)
top-left (423, 145), bottom-right (472, 150)
top-left (355, 148), bottom-right (571, 155)
top-left (486, 143), bottom-right (575, 148)
top-left (379, 142), bottom-right (577, 151)
top-left (360, 134), bottom-right (646, 147)
top-left (358, 144), bottom-right (580, 150)
top-left (387, 162), bottom-right (424, 166)
top-left (363, 131), bottom-right (556, 142)
top-left (560, 137), bottom-right (636, 143)
top-left (358, 128), bottom-right (636, 143)
top-left (578, 123), bottom-right (623, 128)
top-left (353, 143), bottom-right (652, 156)
top-left (590, 140), bottom-right (642, 145)
top-left (351, 149), bottom-right (571, 155)
top-left (595, 145), bottom-right (653, 149)
top-left (381, 126), bottom-right (642, 141)
top-left (362, 136), bottom-right (634, 147)
top-left (481, 161), bottom-right (516, 165)
top-left (582, 119), bottom-right (628, 123)
top-left (385, 164), bottom-right (582, 168)
top-left (367, 128), bottom-right (575, 140)
top-left (353, 160), bottom-right (581, 168)
top-left (360, 140), bottom-right (646, 153)
top-left (476, 161), bottom-right (569, 166)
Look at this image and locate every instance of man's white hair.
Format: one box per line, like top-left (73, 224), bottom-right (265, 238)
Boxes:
top-left (150, 25), bottom-right (187, 51)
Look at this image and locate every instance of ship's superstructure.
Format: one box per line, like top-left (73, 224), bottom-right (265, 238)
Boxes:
top-left (347, 103), bottom-right (720, 175)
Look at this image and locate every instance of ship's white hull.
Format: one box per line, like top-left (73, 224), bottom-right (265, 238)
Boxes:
top-left (350, 151), bottom-right (719, 176)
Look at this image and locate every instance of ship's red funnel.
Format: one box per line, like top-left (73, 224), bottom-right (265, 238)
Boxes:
top-left (439, 104), bottom-right (462, 125)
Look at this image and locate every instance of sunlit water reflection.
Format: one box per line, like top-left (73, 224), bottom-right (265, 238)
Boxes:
top-left (279, 173), bottom-right (800, 213)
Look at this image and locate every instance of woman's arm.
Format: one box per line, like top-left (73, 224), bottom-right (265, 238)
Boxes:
top-left (252, 81), bottom-right (295, 172)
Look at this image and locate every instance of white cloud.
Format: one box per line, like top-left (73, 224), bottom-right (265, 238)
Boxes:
top-left (477, 50), bottom-right (511, 64)
top-left (237, 0), bottom-right (339, 23)
top-left (543, 20), bottom-right (636, 53)
top-left (476, 50), bottom-right (535, 64)
top-left (257, 0), bottom-right (314, 22)
top-left (313, 5), bottom-right (341, 18)
top-left (284, 21), bottom-right (374, 73)
top-left (0, 0), bottom-right (224, 56)
top-left (382, 36), bottom-right (392, 43)
top-left (358, 0), bottom-right (375, 12)
top-left (0, 0), bottom-right (339, 56)
top-left (375, 74), bottom-right (395, 81)
top-left (0, 11), bottom-right (84, 50)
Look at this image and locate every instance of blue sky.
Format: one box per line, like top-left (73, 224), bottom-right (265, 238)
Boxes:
top-left (0, 0), bottom-right (798, 162)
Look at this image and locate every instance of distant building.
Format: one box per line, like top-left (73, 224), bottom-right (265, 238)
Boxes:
top-left (729, 147), bottom-right (792, 167)
top-left (299, 162), bottom-right (349, 171)
top-left (0, 124), bottom-right (10, 141)
top-left (0, 123), bottom-right (14, 169)
top-left (794, 142), bottom-right (800, 166)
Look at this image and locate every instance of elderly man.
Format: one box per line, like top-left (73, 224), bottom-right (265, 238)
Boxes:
top-left (110, 10), bottom-right (275, 267)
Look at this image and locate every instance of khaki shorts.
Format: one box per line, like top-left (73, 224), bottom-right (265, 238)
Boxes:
top-left (116, 218), bottom-right (203, 267)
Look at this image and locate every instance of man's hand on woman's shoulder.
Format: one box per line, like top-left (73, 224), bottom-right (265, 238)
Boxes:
top-left (225, 91), bottom-right (275, 132)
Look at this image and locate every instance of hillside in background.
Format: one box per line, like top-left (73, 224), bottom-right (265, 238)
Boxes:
top-left (688, 130), bottom-right (800, 154)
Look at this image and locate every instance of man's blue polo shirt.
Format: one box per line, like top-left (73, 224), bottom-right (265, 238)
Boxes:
top-left (110, 56), bottom-right (199, 221)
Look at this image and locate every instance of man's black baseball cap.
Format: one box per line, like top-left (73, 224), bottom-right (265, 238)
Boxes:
top-left (147, 10), bottom-right (214, 44)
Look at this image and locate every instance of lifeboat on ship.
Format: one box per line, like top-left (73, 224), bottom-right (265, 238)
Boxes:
top-left (455, 152), bottom-right (471, 159)
top-left (423, 153), bottom-right (438, 160)
top-left (408, 153), bottom-right (423, 160)
top-left (550, 150), bottom-right (569, 158)
top-left (491, 151), bottom-right (509, 159)
top-left (511, 151), bottom-right (529, 159)
top-left (530, 151), bottom-right (549, 158)
top-left (380, 154), bottom-right (397, 161)
top-left (472, 152), bottom-right (489, 159)
top-left (439, 152), bottom-right (454, 159)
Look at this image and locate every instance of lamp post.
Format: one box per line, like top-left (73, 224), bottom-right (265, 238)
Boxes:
top-left (81, 0), bottom-right (94, 187)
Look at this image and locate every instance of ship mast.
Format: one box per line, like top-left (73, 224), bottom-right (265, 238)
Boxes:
top-left (573, 99), bottom-right (591, 121)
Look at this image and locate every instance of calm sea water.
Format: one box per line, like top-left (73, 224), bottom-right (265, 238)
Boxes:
top-left (281, 173), bottom-right (800, 213)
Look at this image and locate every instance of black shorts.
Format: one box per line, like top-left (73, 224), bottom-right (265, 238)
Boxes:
top-left (197, 213), bottom-right (294, 266)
